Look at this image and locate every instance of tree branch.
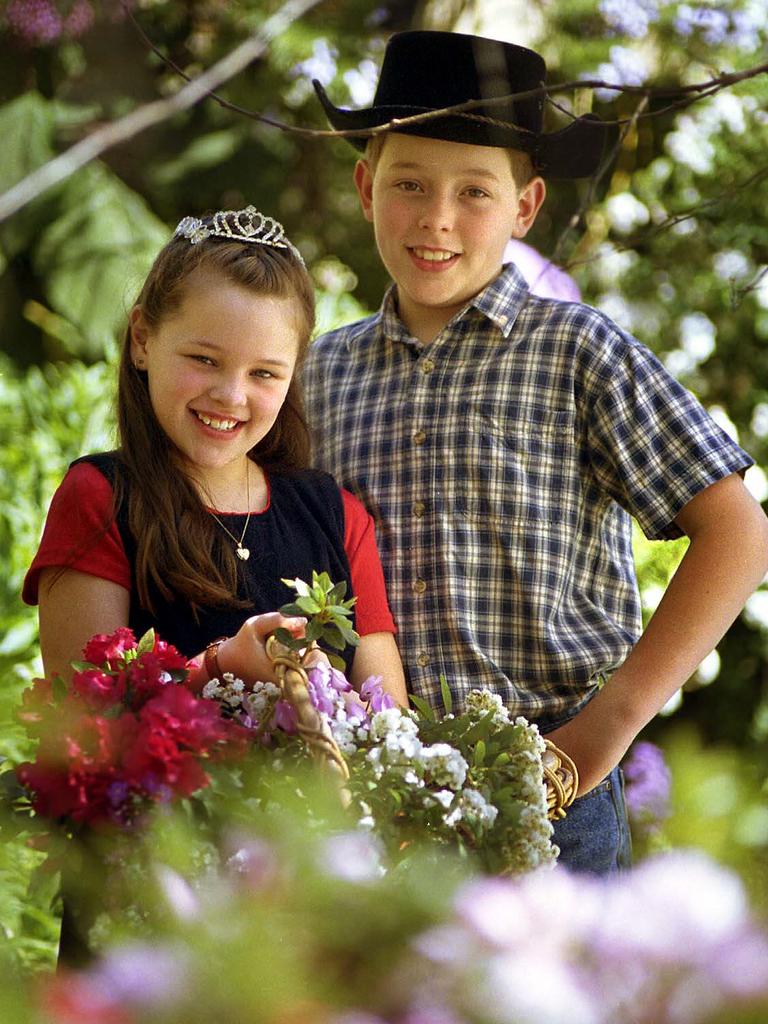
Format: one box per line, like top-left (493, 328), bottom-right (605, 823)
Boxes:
top-left (0, 0), bottom-right (324, 223)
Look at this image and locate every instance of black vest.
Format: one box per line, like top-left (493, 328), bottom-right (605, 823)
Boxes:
top-left (75, 453), bottom-right (356, 666)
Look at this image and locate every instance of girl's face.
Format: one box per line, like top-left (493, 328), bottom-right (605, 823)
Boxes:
top-left (130, 269), bottom-right (303, 489)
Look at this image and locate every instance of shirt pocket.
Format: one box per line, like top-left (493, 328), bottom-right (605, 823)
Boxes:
top-left (452, 403), bottom-right (579, 525)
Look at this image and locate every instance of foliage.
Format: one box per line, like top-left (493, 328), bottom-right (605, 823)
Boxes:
top-left (3, 802), bottom-right (768, 1024)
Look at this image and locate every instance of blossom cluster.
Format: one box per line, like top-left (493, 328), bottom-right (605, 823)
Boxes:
top-left (202, 664), bottom-right (554, 875)
top-left (42, 841), bottom-right (768, 1024)
top-left (6, 0), bottom-right (95, 46)
top-left (408, 851), bottom-right (768, 1024)
top-left (16, 628), bottom-right (246, 828)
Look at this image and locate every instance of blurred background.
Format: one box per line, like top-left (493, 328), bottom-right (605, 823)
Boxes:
top-left (1, 0), bottom-right (767, 972)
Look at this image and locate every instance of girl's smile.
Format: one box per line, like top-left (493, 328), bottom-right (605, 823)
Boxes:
top-left (130, 268), bottom-right (302, 503)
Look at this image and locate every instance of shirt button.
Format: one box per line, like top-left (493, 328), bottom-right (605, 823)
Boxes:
top-left (421, 358), bottom-right (435, 374)
top-left (412, 501), bottom-right (426, 517)
top-left (413, 429), bottom-right (427, 445)
top-left (412, 578), bottom-right (427, 595)
top-left (416, 652), bottom-right (430, 667)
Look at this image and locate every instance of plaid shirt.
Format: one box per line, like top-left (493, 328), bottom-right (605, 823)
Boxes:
top-left (302, 264), bottom-right (752, 726)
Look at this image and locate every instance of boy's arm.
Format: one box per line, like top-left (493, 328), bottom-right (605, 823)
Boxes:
top-left (546, 472), bottom-right (768, 795)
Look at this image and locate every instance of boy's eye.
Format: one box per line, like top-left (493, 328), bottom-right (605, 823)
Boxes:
top-left (396, 180), bottom-right (422, 193)
top-left (464, 187), bottom-right (490, 199)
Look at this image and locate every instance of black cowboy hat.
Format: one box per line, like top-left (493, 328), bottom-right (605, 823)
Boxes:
top-left (313, 31), bottom-right (614, 179)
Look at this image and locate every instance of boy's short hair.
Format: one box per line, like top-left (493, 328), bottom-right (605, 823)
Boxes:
top-left (363, 133), bottom-right (534, 189)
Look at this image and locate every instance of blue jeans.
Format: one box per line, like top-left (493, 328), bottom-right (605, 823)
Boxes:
top-left (551, 766), bottom-right (632, 875)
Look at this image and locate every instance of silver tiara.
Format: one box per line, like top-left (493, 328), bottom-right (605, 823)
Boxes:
top-left (174, 205), bottom-right (304, 265)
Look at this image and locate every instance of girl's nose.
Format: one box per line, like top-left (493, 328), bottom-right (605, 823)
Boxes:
top-left (207, 374), bottom-right (248, 407)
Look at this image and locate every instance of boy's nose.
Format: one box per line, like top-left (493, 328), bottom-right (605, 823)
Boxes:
top-left (417, 194), bottom-right (455, 232)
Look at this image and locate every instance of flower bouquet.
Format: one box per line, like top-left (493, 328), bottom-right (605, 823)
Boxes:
top-left (12, 574), bottom-right (563, 956)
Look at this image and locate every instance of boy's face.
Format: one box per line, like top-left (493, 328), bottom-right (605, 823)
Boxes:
top-left (354, 133), bottom-right (546, 341)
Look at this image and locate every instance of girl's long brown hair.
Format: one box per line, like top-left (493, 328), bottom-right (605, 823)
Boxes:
top-left (115, 230), bottom-right (315, 617)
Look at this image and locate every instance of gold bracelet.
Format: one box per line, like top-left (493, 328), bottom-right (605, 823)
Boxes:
top-left (204, 637), bottom-right (229, 681)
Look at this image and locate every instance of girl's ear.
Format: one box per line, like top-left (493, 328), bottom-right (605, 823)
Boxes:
top-left (129, 307), bottom-right (150, 368)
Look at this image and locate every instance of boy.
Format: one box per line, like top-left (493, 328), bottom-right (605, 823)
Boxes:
top-left (301, 31), bottom-right (768, 871)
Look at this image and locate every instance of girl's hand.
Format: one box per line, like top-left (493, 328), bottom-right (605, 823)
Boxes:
top-left (219, 612), bottom-right (307, 683)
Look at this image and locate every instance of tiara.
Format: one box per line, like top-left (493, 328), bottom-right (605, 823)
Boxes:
top-left (174, 206), bottom-right (304, 265)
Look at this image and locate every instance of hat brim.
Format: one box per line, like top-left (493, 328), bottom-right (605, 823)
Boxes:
top-left (314, 80), bottom-right (615, 180)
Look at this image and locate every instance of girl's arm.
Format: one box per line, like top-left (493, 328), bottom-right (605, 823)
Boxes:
top-left (351, 631), bottom-right (408, 707)
top-left (38, 568), bottom-right (307, 689)
top-left (39, 568), bottom-right (130, 681)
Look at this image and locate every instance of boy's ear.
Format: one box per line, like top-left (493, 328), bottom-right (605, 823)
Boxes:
top-left (511, 176), bottom-right (547, 239)
top-left (129, 307), bottom-right (151, 366)
top-left (353, 159), bottom-right (375, 223)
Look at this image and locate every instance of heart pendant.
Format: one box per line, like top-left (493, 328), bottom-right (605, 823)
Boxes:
top-left (236, 546), bottom-right (250, 561)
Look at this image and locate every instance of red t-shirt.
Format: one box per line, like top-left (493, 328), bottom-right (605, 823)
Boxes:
top-left (24, 461), bottom-right (396, 636)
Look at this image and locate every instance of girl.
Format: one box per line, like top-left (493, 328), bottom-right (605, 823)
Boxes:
top-left (24, 205), bottom-right (407, 704)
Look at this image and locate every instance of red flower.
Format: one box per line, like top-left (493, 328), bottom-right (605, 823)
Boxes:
top-left (82, 627), bottom-right (137, 668)
top-left (71, 668), bottom-right (127, 711)
top-left (40, 972), bottom-right (135, 1024)
top-left (138, 685), bottom-right (231, 750)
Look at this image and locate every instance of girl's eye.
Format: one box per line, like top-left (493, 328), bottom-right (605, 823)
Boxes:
top-left (251, 369), bottom-right (275, 379)
top-left (190, 354), bottom-right (215, 366)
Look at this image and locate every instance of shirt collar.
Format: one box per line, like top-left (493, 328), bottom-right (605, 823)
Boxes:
top-left (373, 263), bottom-right (531, 347)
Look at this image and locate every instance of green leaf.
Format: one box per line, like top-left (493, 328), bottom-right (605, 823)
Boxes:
top-left (273, 627), bottom-right (299, 649)
top-left (295, 595), bottom-right (322, 615)
top-left (408, 694), bottom-right (435, 721)
top-left (51, 675), bottom-right (68, 703)
top-left (439, 675), bottom-right (453, 715)
top-left (328, 580), bottom-right (348, 603)
top-left (278, 601), bottom-right (305, 617)
top-left (32, 163), bottom-right (171, 360)
top-left (136, 629), bottom-right (156, 656)
top-left (328, 653), bottom-right (347, 671)
top-left (473, 740), bottom-right (486, 767)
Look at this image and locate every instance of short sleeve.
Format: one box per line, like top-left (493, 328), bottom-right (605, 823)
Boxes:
top-left (342, 489), bottom-right (397, 635)
top-left (23, 461), bottom-right (131, 605)
top-left (585, 329), bottom-right (753, 540)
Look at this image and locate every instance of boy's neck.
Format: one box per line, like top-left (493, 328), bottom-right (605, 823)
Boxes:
top-left (394, 272), bottom-right (502, 345)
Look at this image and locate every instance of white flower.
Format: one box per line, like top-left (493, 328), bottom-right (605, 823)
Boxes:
top-left (418, 744), bottom-right (468, 790)
top-left (465, 689), bottom-right (510, 726)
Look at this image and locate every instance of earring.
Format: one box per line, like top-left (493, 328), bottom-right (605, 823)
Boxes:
top-left (134, 358), bottom-right (145, 370)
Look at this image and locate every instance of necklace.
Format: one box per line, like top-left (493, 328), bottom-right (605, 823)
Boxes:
top-left (205, 464), bottom-right (252, 561)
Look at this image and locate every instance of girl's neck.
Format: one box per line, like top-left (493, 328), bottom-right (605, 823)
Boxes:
top-left (188, 458), bottom-right (267, 513)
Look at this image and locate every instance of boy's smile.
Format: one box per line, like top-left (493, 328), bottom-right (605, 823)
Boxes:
top-left (354, 133), bottom-right (545, 343)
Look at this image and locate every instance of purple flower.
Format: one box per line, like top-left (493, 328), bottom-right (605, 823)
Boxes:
top-left (306, 677), bottom-right (336, 717)
top-left (94, 943), bottom-right (188, 1008)
top-left (600, 0), bottom-right (659, 38)
top-left (308, 661), bottom-right (352, 694)
top-left (360, 675), bottom-right (396, 712)
top-left (320, 831), bottom-right (384, 882)
top-left (503, 240), bottom-right (581, 302)
top-left (622, 740), bottom-right (671, 827)
top-left (6, 0), bottom-right (62, 46)
top-left (273, 698), bottom-right (298, 734)
top-left (675, 4), bottom-right (730, 45)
